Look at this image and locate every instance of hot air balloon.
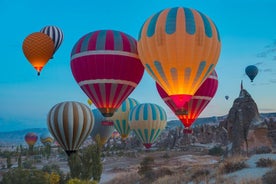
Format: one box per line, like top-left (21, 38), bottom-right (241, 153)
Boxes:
top-left (245, 65), bottom-right (258, 82)
top-left (225, 95), bottom-right (229, 100)
top-left (87, 99), bottom-right (93, 106)
top-left (25, 132), bottom-right (38, 153)
top-left (40, 25), bottom-right (64, 57)
top-left (156, 70), bottom-right (218, 133)
top-left (138, 7), bottom-right (221, 110)
top-left (111, 98), bottom-right (139, 140)
top-left (70, 30), bottom-right (144, 118)
top-left (22, 32), bottom-right (55, 76)
top-left (129, 103), bottom-right (167, 149)
top-left (90, 109), bottom-right (115, 145)
top-left (47, 101), bottom-right (94, 156)
top-left (40, 132), bottom-right (54, 146)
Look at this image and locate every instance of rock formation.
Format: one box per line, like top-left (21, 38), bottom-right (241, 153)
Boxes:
top-left (222, 83), bottom-right (260, 155)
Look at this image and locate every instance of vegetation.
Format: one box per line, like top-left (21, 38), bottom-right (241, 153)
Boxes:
top-left (208, 146), bottom-right (224, 156)
top-left (138, 156), bottom-right (155, 180)
top-left (262, 168), bottom-right (276, 184)
top-left (1, 168), bottom-right (49, 184)
top-left (68, 135), bottom-right (103, 182)
top-left (256, 158), bottom-right (276, 167)
top-left (219, 156), bottom-right (248, 174)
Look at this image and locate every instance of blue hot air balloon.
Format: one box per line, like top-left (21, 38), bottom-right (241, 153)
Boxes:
top-left (245, 65), bottom-right (258, 82)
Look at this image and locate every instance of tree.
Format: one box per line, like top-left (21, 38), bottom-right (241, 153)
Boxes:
top-left (68, 153), bottom-right (82, 179)
top-left (90, 135), bottom-right (103, 182)
top-left (6, 155), bottom-right (12, 169)
top-left (18, 153), bottom-right (22, 168)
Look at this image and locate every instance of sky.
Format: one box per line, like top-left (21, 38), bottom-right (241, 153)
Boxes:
top-left (1, 0), bottom-right (276, 132)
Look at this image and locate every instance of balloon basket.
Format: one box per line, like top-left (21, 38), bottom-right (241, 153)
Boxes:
top-left (183, 128), bottom-right (193, 134)
top-left (101, 120), bottom-right (114, 126)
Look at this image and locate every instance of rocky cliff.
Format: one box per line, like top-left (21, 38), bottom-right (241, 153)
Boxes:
top-left (220, 84), bottom-right (272, 155)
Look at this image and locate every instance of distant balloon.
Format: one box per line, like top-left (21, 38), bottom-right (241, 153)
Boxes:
top-left (22, 32), bottom-right (55, 76)
top-left (47, 101), bottom-right (94, 156)
top-left (129, 103), bottom-right (167, 149)
top-left (40, 132), bottom-right (54, 146)
top-left (25, 132), bottom-right (38, 147)
top-left (70, 30), bottom-right (144, 117)
top-left (87, 99), bottom-right (93, 106)
top-left (111, 98), bottom-right (139, 140)
top-left (156, 70), bottom-right (218, 133)
top-left (90, 109), bottom-right (115, 145)
top-left (40, 25), bottom-right (64, 56)
top-left (138, 7), bottom-right (221, 109)
top-left (225, 95), bottom-right (229, 100)
top-left (245, 65), bottom-right (258, 82)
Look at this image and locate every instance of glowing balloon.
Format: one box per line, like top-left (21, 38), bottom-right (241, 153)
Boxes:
top-left (22, 32), bottom-right (55, 76)
top-left (245, 65), bottom-right (258, 82)
top-left (138, 7), bottom-right (221, 109)
top-left (25, 132), bottom-right (38, 147)
top-left (40, 132), bottom-right (54, 146)
top-left (129, 103), bottom-right (167, 149)
top-left (40, 25), bottom-right (64, 56)
top-left (111, 98), bottom-right (139, 140)
top-left (47, 101), bottom-right (94, 156)
top-left (70, 30), bottom-right (144, 117)
top-left (156, 70), bottom-right (218, 133)
top-left (90, 109), bottom-right (115, 145)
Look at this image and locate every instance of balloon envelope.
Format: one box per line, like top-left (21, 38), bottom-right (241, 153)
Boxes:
top-left (138, 7), bottom-right (221, 108)
top-left (90, 109), bottom-right (115, 144)
top-left (156, 70), bottom-right (218, 130)
top-left (25, 132), bottom-right (38, 147)
top-left (40, 25), bottom-right (64, 56)
top-left (40, 132), bottom-right (54, 146)
top-left (129, 103), bottom-right (167, 149)
top-left (47, 101), bottom-right (94, 156)
top-left (245, 65), bottom-right (258, 82)
top-left (70, 30), bottom-right (144, 117)
top-left (111, 98), bottom-right (139, 139)
top-left (22, 32), bottom-right (54, 75)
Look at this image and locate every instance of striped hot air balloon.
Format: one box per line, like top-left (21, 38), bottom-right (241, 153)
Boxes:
top-left (111, 98), bottom-right (139, 140)
top-left (40, 25), bottom-right (64, 56)
top-left (47, 101), bottom-right (94, 156)
top-left (138, 7), bottom-right (221, 109)
top-left (22, 32), bottom-right (55, 75)
top-left (40, 132), bottom-right (54, 146)
top-left (129, 103), bottom-right (167, 149)
top-left (70, 30), bottom-right (144, 117)
top-left (156, 70), bottom-right (218, 133)
top-left (90, 109), bottom-right (115, 145)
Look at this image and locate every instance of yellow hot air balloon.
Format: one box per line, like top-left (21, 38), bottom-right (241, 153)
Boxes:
top-left (22, 32), bottom-right (55, 76)
top-left (111, 98), bottom-right (139, 140)
top-left (138, 7), bottom-right (221, 109)
top-left (87, 99), bottom-right (93, 106)
top-left (128, 103), bottom-right (167, 149)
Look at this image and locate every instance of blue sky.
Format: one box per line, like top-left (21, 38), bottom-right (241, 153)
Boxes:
top-left (1, 0), bottom-right (276, 131)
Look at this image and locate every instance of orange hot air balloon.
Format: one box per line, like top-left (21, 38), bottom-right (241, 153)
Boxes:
top-left (22, 32), bottom-right (55, 76)
top-left (138, 7), bottom-right (221, 109)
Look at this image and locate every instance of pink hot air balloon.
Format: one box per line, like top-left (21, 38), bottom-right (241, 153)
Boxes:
top-left (70, 30), bottom-right (144, 118)
top-left (156, 70), bottom-right (218, 133)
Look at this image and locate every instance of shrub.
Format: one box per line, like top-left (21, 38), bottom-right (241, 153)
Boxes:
top-left (262, 168), bottom-right (276, 184)
top-left (255, 146), bottom-right (272, 154)
top-left (208, 146), bottom-right (224, 156)
top-left (219, 156), bottom-right (248, 174)
top-left (256, 158), bottom-right (276, 168)
top-left (138, 156), bottom-right (155, 180)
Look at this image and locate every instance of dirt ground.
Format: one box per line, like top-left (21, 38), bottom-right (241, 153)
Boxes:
top-left (100, 147), bottom-right (220, 183)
